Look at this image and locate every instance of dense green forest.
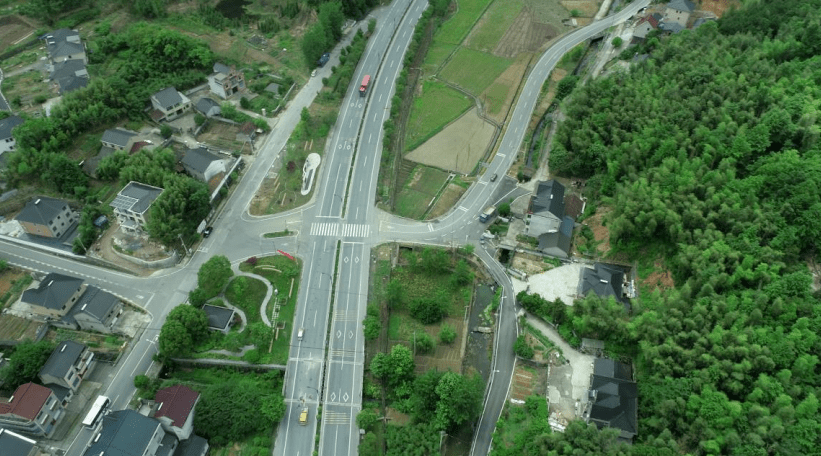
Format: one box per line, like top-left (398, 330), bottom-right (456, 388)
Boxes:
top-left (494, 1), bottom-right (821, 455)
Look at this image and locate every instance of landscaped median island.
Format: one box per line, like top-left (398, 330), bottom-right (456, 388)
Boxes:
top-left (361, 244), bottom-right (496, 455)
top-left (250, 23), bottom-right (375, 215)
top-left (157, 254), bottom-right (301, 366)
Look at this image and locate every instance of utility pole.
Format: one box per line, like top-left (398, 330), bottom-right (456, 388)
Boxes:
top-left (178, 234), bottom-right (190, 256)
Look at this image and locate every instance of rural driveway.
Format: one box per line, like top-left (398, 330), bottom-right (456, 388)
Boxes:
top-left (525, 312), bottom-right (594, 410)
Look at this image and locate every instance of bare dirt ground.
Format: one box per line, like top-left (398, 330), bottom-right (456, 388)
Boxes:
top-left (427, 182), bottom-right (468, 220)
top-left (405, 107), bottom-right (494, 174)
top-left (697, 0), bottom-right (740, 18)
top-left (482, 54), bottom-right (531, 123)
top-left (582, 206), bottom-right (611, 256)
top-left (91, 222), bottom-right (173, 276)
top-left (509, 364), bottom-right (547, 402)
top-left (0, 314), bottom-right (41, 342)
top-left (197, 122), bottom-right (248, 151)
top-left (511, 253), bottom-right (550, 275)
top-left (493, 6), bottom-right (558, 58)
top-left (0, 15), bottom-right (37, 51)
top-left (641, 260), bottom-right (675, 292)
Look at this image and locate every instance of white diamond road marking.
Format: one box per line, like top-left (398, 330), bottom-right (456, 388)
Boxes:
top-left (310, 223), bottom-right (370, 238)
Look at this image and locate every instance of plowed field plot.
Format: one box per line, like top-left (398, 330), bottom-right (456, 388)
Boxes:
top-left (405, 107), bottom-right (493, 174)
top-left (0, 314), bottom-right (42, 342)
top-left (0, 15), bottom-right (35, 51)
top-left (510, 365), bottom-right (537, 401)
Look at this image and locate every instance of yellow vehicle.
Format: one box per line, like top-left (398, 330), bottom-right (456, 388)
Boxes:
top-left (299, 408), bottom-right (309, 425)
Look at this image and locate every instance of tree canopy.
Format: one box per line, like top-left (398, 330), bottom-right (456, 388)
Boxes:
top-left (197, 255), bottom-right (234, 299)
top-left (536, 2), bottom-right (821, 454)
top-left (0, 340), bottom-right (55, 390)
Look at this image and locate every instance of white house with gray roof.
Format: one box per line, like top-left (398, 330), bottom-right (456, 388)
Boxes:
top-left (21, 272), bottom-right (86, 320)
top-left (15, 196), bottom-right (77, 238)
top-left (150, 87), bottom-right (192, 122)
top-left (208, 62), bottom-right (245, 99)
top-left (0, 115), bottom-right (24, 155)
top-left (194, 97), bottom-right (221, 117)
top-left (67, 286), bottom-right (124, 334)
top-left (101, 128), bottom-right (138, 151)
top-left (49, 59), bottom-right (89, 94)
top-left (42, 29), bottom-right (87, 64)
top-left (664, 0), bottom-right (696, 27)
top-left (110, 181), bottom-right (164, 233)
top-left (38, 340), bottom-right (94, 395)
top-left (181, 147), bottom-right (229, 187)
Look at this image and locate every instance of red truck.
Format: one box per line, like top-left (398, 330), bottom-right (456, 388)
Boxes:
top-left (359, 75), bottom-right (371, 97)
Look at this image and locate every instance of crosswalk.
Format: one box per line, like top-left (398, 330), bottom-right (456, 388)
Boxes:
top-left (324, 411), bottom-right (350, 425)
top-left (310, 222), bottom-right (371, 238)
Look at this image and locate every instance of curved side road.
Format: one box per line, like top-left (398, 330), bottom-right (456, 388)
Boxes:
top-left (468, 2), bottom-right (651, 455)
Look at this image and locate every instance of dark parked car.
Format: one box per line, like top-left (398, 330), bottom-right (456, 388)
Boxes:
top-left (203, 226), bottom-right (213, 238)
top-left (490, 173), bottom-right (498, 182)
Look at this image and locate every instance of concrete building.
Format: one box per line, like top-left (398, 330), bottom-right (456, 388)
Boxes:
top-left (15, 197), bottom-right (77, 239)
top-left (664, 0), bottom-right (696, 27)
top-left (153, 385), bottom-right (200, 441)
top-left (0, 428), bottom-right (40, 456)
top-left (38, 341), bottom-right (94, 394)
top-left (0, 115), bottom-right (24, 155)
top-left (101, 128), bottom-right (138, 152)
top-left (0, 383), bottom-right (64, 438)
top-left (150, 87), bottom-right (192, 122)
top-left (110, 181), bottom-right (164, 234)
top-left (20, 272), bottom-right (86, 320)
top-left (208, 63), bottom-right (245, 99)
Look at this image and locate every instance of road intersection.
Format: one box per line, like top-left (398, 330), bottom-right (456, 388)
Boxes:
top-left (0, 1), bottom-right (649, 455)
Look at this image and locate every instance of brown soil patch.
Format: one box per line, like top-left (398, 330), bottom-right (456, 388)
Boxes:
top-left (427, 183), bottom-right (468, 220)
top-left (509, 365), bottom-right (535, 401)
top-left (493, 6), bottom-right (558, 58)
top-left (560, 0), bottom-right (599, 18)
top-left (0, 314), bottom-right (42, 343)
top-left (197, 121), bottom-right (248, 151)
top-left (697, 0), bottom-right (740, 18)
top-left (482, 53), bottom-right (530, 123)
top-left (511, 253), bottom-right (550, 275)
top-left (0, 15), bottom-right (36, 50)
top-left (0, 269), bottom-right (26, 301)
top-left (584, 206), bottom-right (611, 255)
top-left (641, 260), bottom-right (675, 292)
top-left (405, 107), bottom-right (494, 174)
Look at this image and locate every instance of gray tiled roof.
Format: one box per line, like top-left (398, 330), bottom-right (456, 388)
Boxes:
top-left (15, 196), bottom-right (70, 226)
top-left (594, 358), bottom-right (632, 381)
top-left (0, 428), bottom-right (36, 456)
top-left (213, 62), bottom-right (232, 75)
top-left (71, 286), bottom-right (120, 321)
top-left (21, 272), bottom-right (83, 310)
top-left (39, 340), bottom-right (85, 380)
top-left (153, 87), bottom-right (184, 110)
top-left (667, 0), bottom-right (695, 13)
top-left (175, 434), bottom-right (209, 456)
top-left (0, 115), bottom-right (23, 140)
top-left (86, 410), bottom-right (161, 456)
top-left (111, 182), bottom-right (163, 215)
top-left (195, 98), bottom-right (220, 115)
top-left (44, 29), bottom-right (84, 59)
top-left (659, 21), bottom-right (685, 33)
top-left (101, 129), bottom-right (137, 148)
top-left (588, 359), bottom-right (637, 440)
top-left (50, 59), bottom-right (89, 94)
top-left (203, 305), bottom-right (234, 330)
top-left (182, 147), bottom-right (221, 175)
top-left (156, 431), bottom-right (178, 456)
top-left (580, 263), bottom-right (628, 305)
top-left (531, 180), bottom-right (565, 218)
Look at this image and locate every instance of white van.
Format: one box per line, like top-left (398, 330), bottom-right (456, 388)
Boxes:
top-left (298, 328), bottom-right (304, 341)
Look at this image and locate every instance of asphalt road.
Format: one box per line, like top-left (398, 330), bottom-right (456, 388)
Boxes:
top-left (0, 1), bottom-right (649, 455)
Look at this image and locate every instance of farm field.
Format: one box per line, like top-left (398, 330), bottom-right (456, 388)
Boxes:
top-left (435, 0), bottom-right (495, 45)
top-left (422, 42), bottom-right (457, 73)
top-left (439, 48), bottom-right (513, 96)
top-left (394, 166), bottom-right (450, 220)
top-left (465, 0), bottom-right (525, 52)
top-left (405, 80), bottom-right (472, 152)
top-left (405, 107), bottom-right (494, 174)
